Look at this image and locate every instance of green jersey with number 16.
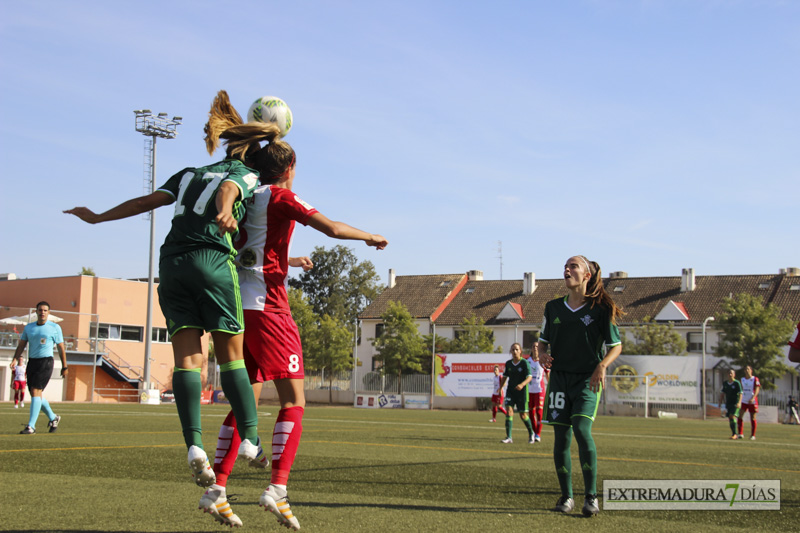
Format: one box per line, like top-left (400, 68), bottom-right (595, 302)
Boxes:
top-left (539, 295), bottom-right (621, 374)
top-left (157, 159), bottom-right (259, 259)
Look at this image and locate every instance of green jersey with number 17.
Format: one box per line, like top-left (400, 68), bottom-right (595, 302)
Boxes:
top-left (539, 295), bottom-right (621, 374)
top-left (157, 159), bottom-right (259, 259)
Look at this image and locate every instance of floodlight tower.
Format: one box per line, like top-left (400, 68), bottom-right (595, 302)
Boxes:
top-left (134, 110), bottom-right (182, 393)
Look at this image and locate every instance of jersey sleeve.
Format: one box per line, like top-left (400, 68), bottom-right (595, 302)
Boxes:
top-left (157, 167), bottom-right (193, 199)
top-left (54, 324), bottom-right (64, 344)
top-left (603, 307), bottom-right (622, 347)
top-left (539, 302), bottom-right (551, 344)
top-left (275, 190), bottom-right (319, 225)
top-left (222, 165), bottom-right (259, 202)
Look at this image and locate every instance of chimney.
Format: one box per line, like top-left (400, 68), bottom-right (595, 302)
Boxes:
top-left (609, 271), bottom-right (628, 279)
top-left (388, 268), bottom-right (396, 289)
top-left (681, 268), bottom-right (696, 292)
top-left (467, 270), bottom-right (484, 281)
top-left (523, 272), bottom-right (535, 295)
top-left (781, 267), bottom-right (800, 277)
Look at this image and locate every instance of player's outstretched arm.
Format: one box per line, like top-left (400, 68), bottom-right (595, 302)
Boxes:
top-left (65, 191), bottom-right (173, 224)
top-left (289, 256), bottom-right (314, 271)
top-left (307, 212), bottom-right (388, 249)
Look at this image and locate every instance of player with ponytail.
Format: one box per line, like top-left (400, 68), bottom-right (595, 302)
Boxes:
top-left (537, 255), bottom-right (624, 517)
top-left (64, 91), bottom-right (283, 511)
top-left (201, 91), bottom-right (387, 530)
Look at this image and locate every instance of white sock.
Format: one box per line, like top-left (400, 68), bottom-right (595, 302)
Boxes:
top-left (271, 483), bottom-right (287, 498)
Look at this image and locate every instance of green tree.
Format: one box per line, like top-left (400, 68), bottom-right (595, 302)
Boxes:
top-left (79, 266), bottom-right (96, 276)
top-left (288, 245), bottom-right (383, 324)
top-left (448, 314), bottom-right (502, 353)
top-left (306, 314), bottom-right (354, 402)
top-left (288, 287), bottom-right (317, 353)
top-left (715, 293), bottom-right (796, 389)
top-left (620, 317), bottom-right (687, 355)
top-left (372, 301), bottom-right (426, 392)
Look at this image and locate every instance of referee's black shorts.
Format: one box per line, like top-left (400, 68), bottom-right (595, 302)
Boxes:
top-left (26, 357), bottom-right (54, 391)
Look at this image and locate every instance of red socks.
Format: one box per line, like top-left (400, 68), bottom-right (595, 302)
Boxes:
top-left (271, 406), bottom-right (304, 486)
top-left (213, 411), bottom-right (240, 487)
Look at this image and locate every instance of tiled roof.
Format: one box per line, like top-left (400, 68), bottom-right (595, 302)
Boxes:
top-left (360, 272), bottom-right (800, 327)
top-left (359, 274), bottom-right (466, 319)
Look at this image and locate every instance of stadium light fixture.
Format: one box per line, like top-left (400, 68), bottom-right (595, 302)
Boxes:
top-left (702, 316), bottom-right (715, 421)
top-left (134, 109), bottom-right (182, 395)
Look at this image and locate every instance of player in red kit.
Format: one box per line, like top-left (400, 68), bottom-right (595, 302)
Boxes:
top-left (199, 91), bottom-right (387, 530)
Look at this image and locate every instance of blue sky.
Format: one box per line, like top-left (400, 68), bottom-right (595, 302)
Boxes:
top-left (1, 1), bottom-right (797, 285)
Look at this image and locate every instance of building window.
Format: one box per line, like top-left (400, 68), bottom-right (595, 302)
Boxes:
top-left (91, 322), bottom-right (144, 342)
top-left (522, 330), bottom-right (539, 351)
top-left (152, 328), bottom-right (170, 343)
top-left (375, 323), bottom-right (385, 338)
top-left (687, 332), bottom-right (703, 353)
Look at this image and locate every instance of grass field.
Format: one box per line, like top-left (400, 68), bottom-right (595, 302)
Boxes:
top-left (1, 402), bottom-right (798, 532)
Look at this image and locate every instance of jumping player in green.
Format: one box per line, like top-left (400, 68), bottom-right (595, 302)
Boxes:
top-left (64, 95), bottom-right (285, 494)
top-left (719, 369), bottom-right (743, 440)
top-left (498, 343), bottom-right (535, 444)
top-left (538, 255), bottom-right (623, 517)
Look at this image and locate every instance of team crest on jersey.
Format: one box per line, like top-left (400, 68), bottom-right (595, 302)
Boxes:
top-left (239, 248), bottom-right (257, 267)
top-left (551, 409), bottom-right (560, 420)
top-left (294, 194), bottom-right (314, 211)
top-left (581, 314), bottom-right (594, 326)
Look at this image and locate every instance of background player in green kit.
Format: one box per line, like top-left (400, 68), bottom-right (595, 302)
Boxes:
top-left (497, 343), bottom-right (535, 444)
top-left (719, 369), bottom-right (743, 440)
top-left (538, 255), bottom-right (623, 517)
top-left (65, 94), bottom-right (286, 494)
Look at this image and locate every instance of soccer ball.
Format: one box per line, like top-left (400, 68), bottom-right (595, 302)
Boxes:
top-left (247, 96), bottom-right (293, 138)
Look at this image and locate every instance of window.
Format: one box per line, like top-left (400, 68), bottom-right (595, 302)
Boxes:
top-left (440, 281), bottom-right (451, 287)
top-left (152, 328), bottom-right (170, 343)
top-left (465, 287), bottom-right (475, 294)
top-left (687, 332), bottom-right (703, 353)
top-left (758, 282), bottom-right (771, 290)
top-left (522, 330), bottom-right (539, 351)
top-left (375, 323), bottom-right (385, 338)
top-left (613, 286), bottom-right (625, 292)
top-left (91, 322), bottom-right (143, 342)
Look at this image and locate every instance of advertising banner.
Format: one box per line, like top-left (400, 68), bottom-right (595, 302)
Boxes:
top-left (434, 353), bottom-right (511, 397)
top-left (606, 355), bottom-right (700, 405)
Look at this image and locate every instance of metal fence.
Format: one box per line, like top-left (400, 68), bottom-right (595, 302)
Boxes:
top-left (302, 369), bottom-right (432, 395)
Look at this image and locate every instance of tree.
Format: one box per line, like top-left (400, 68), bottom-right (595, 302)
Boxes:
top-left (715, 293), bottom-right (796, 389)
top-left (448, 314), bottom-right (502, 353)
top-left (288, 245), bottom-right (383, 325)
top-left (372, 301), bottom-right (426, 392)
top-left (306, 314), bottom-right (354, 402)
top-left (288, 287), bottom-right (317, 354)
top-left (79, 266), bottom-right (96, 276)
top-left (620, 317), bottom-right (687, 355)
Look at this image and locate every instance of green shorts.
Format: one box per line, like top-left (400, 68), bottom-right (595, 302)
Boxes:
top-left (504, 388), bottom-right (529, 413)
top-left (158, 248), bottom-right (244, 336)
top-left (725, 404), bottom-right (740, 418)
top-left (543, 371), bottom-right (601, 426)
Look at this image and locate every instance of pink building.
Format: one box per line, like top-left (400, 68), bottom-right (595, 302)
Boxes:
top-left (0, 275), bottom-right (192, 402)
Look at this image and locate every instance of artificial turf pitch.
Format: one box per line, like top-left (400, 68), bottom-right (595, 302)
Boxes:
top-left (1, 402), bottom-right (798, 532)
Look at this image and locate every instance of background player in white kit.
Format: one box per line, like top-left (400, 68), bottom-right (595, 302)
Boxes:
top-left (737, 365), bottom-right (760, 440)
top-left (527, 343), bottom-right (548, 443)
top-left (490, 365), bottom-right (508, 422)
top-left (10, 355), bottom-right (26, 408)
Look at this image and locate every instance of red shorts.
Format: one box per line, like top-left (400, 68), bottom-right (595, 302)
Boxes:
top-left (13, 380), bottom-right (26, 390)
top-left (740, 402), bottom-right (758, 415)
top-left (528, 391), bottom-right (545, 411)
top-left (491, 394), bottom-right (504, 404)
top-left (243, 310), bottom-right (304, 382)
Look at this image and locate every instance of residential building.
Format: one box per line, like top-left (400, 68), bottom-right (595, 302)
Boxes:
top-left (358, 267), bottom-right (800, 391)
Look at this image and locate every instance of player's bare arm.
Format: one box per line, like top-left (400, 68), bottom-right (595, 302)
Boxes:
top-left (213, 181), bottom-right (242, 235)
top-left (65, 191), bottom-right (173, 224)
top-left (289, 256), bottom-right (314, 271)
top-left (307, 212), bottom-right (388, 249)
top-left (537, 341), bottom-right (553, 368)
top-left (590, 344), bottom-right (622, 393)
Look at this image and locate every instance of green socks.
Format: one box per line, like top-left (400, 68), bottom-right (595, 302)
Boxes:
top-left (505, 416), bottom-right (513, 439)
top-left (172, 368), bottom-right (203, 448)
top-left (553, 424), bottom-right (573, 498)
top-left (573, 416), bottom-right (598, 496)
top-left (219, 360), bottom-right (259, 442)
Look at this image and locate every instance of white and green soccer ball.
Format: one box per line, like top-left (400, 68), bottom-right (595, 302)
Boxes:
top-left (247, 96), bottom-right (293, 138)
